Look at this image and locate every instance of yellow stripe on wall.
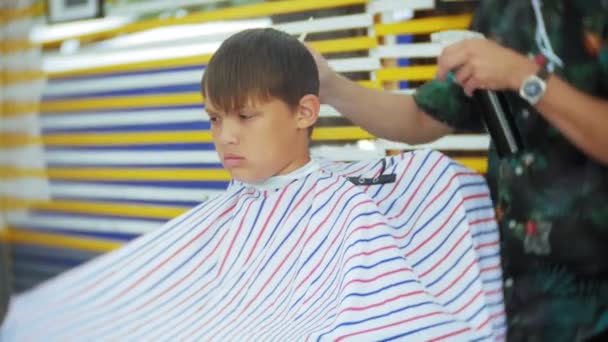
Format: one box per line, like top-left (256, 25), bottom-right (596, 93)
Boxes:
top-left (38, 127), bottom-right (373, 146)
top-left (0, 2), bottom-right (46, 22)
top-left (357, 80), bottom-right (382, 89)
top-left (454, 157), bottom-right (487, 173)
top-left (308, 36), bottom-right (377, 54)
top-left (0, 133), bottom-right (42, 147)
top-left (1, 39), bottom-right (39, 54)
top-left (374, 14), bottom-right (472, 36)
top-left (5, 198), bottom-right (187, 220)
top-left (41, 131), bottom-right (213, 145)
top-left (0, 166), bottom-right (230, 181)
top-left (0, 166), bottom-right (47, 179)
top-left (0, 229), bottom-right (8, 242)
top-left (41, 93), bottom-right (204, 113)
top-left (376, 66), bottom-right (438, 82)
top-left (47, 168), bottom-right (231, 181)
top-left (2, 157), bottom-right (488, 181)
top-left (42, 0), bottom-right (369, 49)
top-left (3, 70), bottom-right (45, 85)
top-left (3, 137), bottom-right (487, 173)
top-left (0, 102), bottom-right (39, 117)
top-left (5, 228), bottom-right (122, 253)
top-left (49, 55), bottom-right (213, 80)
top-left (312, 127), bottom-right (374, 141)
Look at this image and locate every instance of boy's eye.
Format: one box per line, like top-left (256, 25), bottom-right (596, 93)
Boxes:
top-left (239, 114), bottom-right (254, 120)
top-left (209, 116), bottom-right (220, 123)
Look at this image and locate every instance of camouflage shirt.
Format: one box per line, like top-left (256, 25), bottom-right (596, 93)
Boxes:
top-left (414, 1), bottom-right (608, 341)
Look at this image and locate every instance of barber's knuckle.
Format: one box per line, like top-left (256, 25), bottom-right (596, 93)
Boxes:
top-left (466, 40), bottom-right (476, 51)
top-left (471, 59), bottom-right (482, 71)
top-left (437, 55), bottom-right (445, 66)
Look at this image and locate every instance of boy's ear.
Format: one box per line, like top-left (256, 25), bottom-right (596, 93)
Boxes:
top-left (296, 94), bottom-right (320, 130)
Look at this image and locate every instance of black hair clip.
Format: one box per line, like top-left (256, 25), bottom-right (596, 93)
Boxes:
top-left (347, 158), bottom-right (396, 186)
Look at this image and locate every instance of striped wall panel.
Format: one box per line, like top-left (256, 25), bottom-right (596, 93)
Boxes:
top-left (1, 0), bottom-right (490, 293)
top-left (1, 0), bottom-right (48, 295)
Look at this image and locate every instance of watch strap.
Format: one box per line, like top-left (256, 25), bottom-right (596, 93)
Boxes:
top-left (536, 65), bottom-right (550, 81)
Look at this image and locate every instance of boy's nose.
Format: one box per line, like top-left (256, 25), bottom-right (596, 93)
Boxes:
top-left (217, 119), bottom-right (240, 145)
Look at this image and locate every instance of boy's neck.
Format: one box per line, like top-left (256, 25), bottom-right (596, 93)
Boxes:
top-left (274, 152), bottom-right (311, 177)
top-left (245, 155), bottom-right (318, 191)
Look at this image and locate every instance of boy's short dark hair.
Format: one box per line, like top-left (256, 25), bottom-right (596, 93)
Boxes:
top-left (201, 28), bottom-right (319, 112)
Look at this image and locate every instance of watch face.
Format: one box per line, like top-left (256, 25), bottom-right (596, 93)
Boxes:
top-left (524, 80), bottom-right (542, 97)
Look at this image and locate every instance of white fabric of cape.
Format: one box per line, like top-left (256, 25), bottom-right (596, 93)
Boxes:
top-left (1, 150), bottom-right (505, 341)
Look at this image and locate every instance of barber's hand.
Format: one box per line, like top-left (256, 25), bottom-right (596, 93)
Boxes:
top-left (437, 38), bottom-right (538, 96)
top-left (305, 44), bottom-right (339, 103)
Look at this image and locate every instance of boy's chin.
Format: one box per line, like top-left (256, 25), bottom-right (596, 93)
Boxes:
top-left (230, 170), bottom-right (270, 184)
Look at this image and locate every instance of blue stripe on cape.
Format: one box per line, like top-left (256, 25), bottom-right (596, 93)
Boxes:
top-left (2, 150), bottom-right (505, 341)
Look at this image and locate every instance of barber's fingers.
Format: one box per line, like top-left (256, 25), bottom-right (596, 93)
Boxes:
top-left (304, 43), bottom-right (331, 77)
top-left (453, 63), bottom-right (474, 86)
top-left (463, 78), bottom-right (481, 97)
top-left (436, 41), bottom-right (470, 81)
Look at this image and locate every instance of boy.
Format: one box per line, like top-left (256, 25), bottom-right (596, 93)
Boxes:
top-left (202, 28), bottom-right (320, 185)
top-left (1, 28), bottom-right (504, 341)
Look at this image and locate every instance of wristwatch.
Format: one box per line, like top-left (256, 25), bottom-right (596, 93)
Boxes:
top-left (519, 66), bottom-right (550, 105)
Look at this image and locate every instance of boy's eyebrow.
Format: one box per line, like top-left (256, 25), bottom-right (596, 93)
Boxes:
top-left (238, 109), bottom-right (263, 116)
top-left (205, 108), bottom-right (219, 116)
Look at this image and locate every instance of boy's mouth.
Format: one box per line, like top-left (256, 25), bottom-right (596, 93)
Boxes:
top-left (223, 154), bottom-right (245, 167)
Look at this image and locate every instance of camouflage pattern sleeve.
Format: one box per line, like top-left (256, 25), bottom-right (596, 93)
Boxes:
top-left (597, 13), bottom-right (608, 95)
top-left (601, 47), bottom-right (608, 93)
top-left (413, 79), bottom-right (485, 133)
top-left (411, 0), bottom-right (494, 134)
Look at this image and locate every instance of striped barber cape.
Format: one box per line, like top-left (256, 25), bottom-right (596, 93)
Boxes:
top-left (1, 149), bottom-right (506, 341)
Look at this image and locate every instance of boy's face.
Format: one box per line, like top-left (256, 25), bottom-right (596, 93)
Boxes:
top-left (206, 96), bottom-right (317, 183)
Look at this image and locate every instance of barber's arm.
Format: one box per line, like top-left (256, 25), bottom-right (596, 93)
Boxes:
top-left (438, 38), bottom-right (608, 165)
top-left (307, 46), bottom-right (453, 144)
